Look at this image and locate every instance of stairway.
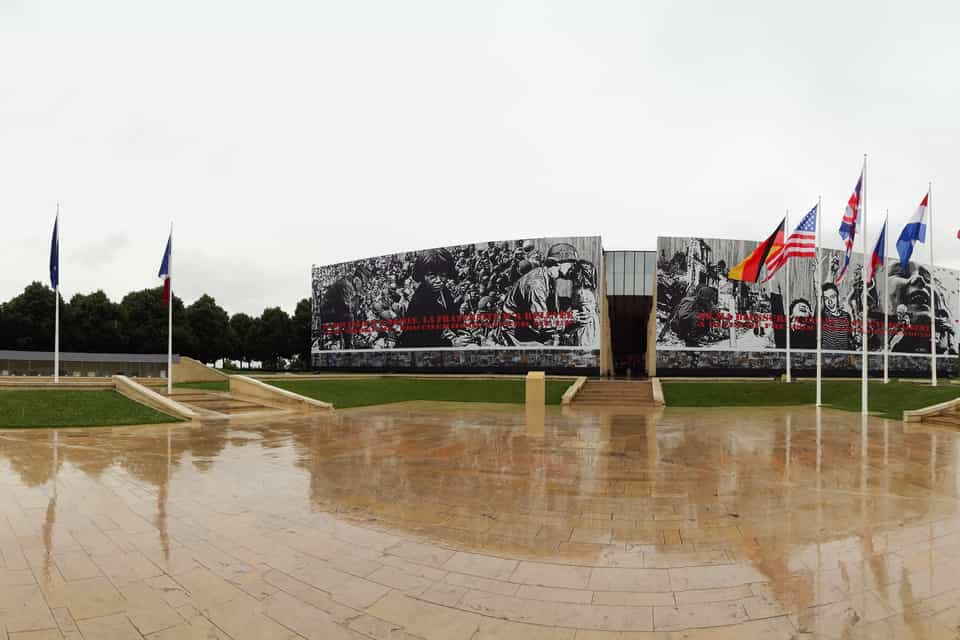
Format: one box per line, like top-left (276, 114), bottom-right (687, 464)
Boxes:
top-left (166, 389), bottom-right (283, 417)
top-left (573, 379), bottom-right (659, 407)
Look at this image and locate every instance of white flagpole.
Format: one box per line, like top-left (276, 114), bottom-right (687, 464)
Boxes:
top-left (54, 203), bottom-right (60, 384)
top-left (167, 223), bottom-right (173, 396)
top-left (816, 196), bottom-right (823, 406)
top-left (883, 212), bottom-right (889, 384)
top-left (785, 209), bottom-right (792, 383)
top-left (929, 183), bottom-right (936, 386)
top-left (861, 155), bottom-right (868, 415)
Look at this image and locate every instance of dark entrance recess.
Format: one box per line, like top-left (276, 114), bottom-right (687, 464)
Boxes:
top-left (603, 250), bottom-right (657, 379)
top-left (607, 295), bottom-right (653, 377)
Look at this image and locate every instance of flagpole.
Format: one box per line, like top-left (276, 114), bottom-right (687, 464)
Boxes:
top-left (167, 222), bottom-right (173, 396)
top-left (816, 196), bottom-right (822, 406)
top-left (785, 209), bottom-right (791, 383)
top-left (883, 212), bottom-right (889, 384)
top-left (54, 204), bottom-right (60, 384)
top-left (861, 155), bottom-right (868, 415)
top-left (929, 183), bottom-right (936, 386)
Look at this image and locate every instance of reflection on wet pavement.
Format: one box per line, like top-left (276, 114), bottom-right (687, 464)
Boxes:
top-left (1, 402), bottom-right (960, 638)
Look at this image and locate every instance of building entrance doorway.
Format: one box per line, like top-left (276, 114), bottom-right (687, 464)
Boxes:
top-left (607, 295), bottom-right (652, 377)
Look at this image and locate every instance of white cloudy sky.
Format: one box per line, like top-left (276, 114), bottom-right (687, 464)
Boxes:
top-left (2, 0), bottom-right (958, 315)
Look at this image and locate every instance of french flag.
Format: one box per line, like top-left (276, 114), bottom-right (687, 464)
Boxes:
top-left (896, 192), bottom-right (928, 269)
top-left (866, 218), bottom-right (886, 285)
top-left (158, 232), bottom-right (172, 306)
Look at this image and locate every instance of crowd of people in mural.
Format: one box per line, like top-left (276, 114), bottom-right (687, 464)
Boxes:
top-left (657, 237), bottom-right (957, 356)
top-left (313, 238), bottom-right (602, 351)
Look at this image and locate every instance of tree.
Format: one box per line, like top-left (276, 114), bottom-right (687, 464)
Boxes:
top-left (251, 307), bottom-right (292, 369)
top-left (65, 290), bottom-right (126, 352)
top-left (291, 298), bottom-right (313, 370)
top-left (247, 317), bottom-right (268, 365)
top-left (228, 313), bottom-right (255, 367)
top-left (0, 283), bottom-right (323, 368)
top-left (0, 282), bottom-right (59, 351)
top-left (120, 288), bottom-right (195, 355)
top-left (184, 294), bottom-right (230, 364)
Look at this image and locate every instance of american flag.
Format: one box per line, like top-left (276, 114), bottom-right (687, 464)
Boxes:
top-left (761, 204), bottom-right (818, 283)
top-left (836, 173), bottom-right (863, 283)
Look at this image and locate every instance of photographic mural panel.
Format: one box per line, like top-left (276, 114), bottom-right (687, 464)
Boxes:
top-left (656, 236), bottom-right (959, 374)
top-left (311, 236), bottom-right (602, 371)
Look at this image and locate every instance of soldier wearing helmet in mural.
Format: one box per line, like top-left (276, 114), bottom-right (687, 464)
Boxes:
top-left (319, 265), bottom-right (371, 349)
top-left (496, 242), bottom-right (584, 346)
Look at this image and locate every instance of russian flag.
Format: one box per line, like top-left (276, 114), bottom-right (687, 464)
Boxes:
top-left (866, 218), bottom-right (886, 285)
top-left (896, 192), bottom-right (928, 269)
top-left (158, 232), bottom-right (172, 306)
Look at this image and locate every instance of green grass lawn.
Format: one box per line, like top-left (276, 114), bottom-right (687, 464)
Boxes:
top-left (662, 380), bottom-right (960, 419)
top-left (174, 380), bottom-right (230, 392)
top-left (268, 377), bottom-right (571, 409)
top-left (0, 390), bottom-right (182, 428)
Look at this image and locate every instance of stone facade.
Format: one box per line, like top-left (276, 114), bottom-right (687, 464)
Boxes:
top-left (313, 348), bottom-right (601, 375)
top-left (656, 349), bottom-right (957, 377)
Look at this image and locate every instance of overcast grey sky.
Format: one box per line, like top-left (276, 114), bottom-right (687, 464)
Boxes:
top-left (2, 0), bottom-right (958, 315)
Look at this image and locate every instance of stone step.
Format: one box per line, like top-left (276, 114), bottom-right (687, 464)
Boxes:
top-left (577, 387), bottom-right (652, 392)
top-left (576, 400), bottom-right (655, 405)
top-left (573, 380), bottom-right (656, 406)
top-left (165, 389), bottom-right (282, 415)
top-left (575, 391), bottom-right (653, 397)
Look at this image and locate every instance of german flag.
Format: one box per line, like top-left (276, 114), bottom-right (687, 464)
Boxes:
top-left (727, 218), bottom-right (785, 283)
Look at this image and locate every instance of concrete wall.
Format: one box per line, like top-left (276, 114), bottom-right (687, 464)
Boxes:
top-left (0, 350), bottom-right (174, 378)
top-left (113, 375), bottom-right (200, 421)
top-left (646, 272), bottom-right (658, 377)
top-left (561, 377), bottom-right (588, 404)
top-left (600, 259), bottom-right (614, 377)
top-left (229, 375), bottom-right (333, 411)
top-left (656, 350), bottom-right (958, 377)
top-left (173, 357), bottom-right (228, 384)
top-left (313, 349), bottom-right (600, 375)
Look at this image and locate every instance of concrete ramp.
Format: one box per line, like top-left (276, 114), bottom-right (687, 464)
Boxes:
top-left (113, 375), bottom-right (227, 422)
top-left (229, 375), bottom-right (333, 412)
top-left (904, 396), bottom-right (960, 427)
top-left (126, 374), bottom-right (332, 423)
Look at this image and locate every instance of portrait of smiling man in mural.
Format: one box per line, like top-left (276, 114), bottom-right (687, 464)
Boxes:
top-left (887, 261), bottom-right (955, 354)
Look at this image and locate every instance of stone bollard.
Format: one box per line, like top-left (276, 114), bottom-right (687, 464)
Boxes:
top-left (526, 371), bottom-right (545, 436)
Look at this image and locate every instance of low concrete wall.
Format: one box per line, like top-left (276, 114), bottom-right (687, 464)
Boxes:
top-left (651, 377), bottom-right (665, 405)
top-left (173, 357), bottom-right (228, 384)
top-left (229, 375), bottom-right (333, 411)
top-left (113, 375), bottom-right (201, 421)
top-left (903, 397), bottom-right (960, 423)
top-left (0, 377), bottom-right (115, 389)
top-left (561, 377), bottom-right (588, 405)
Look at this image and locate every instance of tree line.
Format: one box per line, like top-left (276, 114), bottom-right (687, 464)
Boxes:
top-left (0, 282), bottom-right (312, 370)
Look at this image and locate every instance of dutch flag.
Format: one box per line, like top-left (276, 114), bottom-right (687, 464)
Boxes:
top-left (896, 192), bottom-right (928, 269)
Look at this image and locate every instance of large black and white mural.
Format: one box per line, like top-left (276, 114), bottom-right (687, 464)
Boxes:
top-left (656, 236), bottom-right (959, 375)
top-left (311, 236), bottom-right (602, 372)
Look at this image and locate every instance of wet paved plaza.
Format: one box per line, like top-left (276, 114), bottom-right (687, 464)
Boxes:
top-left (2, 402), bottom-right (960, 639)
